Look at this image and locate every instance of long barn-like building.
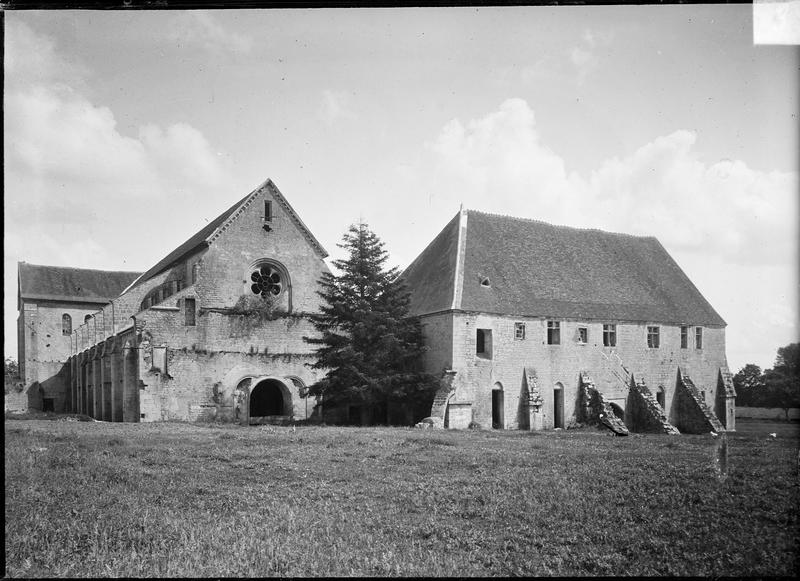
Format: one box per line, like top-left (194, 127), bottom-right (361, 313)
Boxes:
top-left (14, 183), bottom-right (735, 433)
top-left (401, 209), bottom-right (736, 434)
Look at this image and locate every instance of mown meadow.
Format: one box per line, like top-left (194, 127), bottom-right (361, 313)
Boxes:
top-left (4, 415), bottom-right (799, 577)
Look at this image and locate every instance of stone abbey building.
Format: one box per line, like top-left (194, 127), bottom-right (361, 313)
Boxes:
top-left (17, 179), bottom-right (331, 424)
top-left (15, 181), bottom-right (735, 433)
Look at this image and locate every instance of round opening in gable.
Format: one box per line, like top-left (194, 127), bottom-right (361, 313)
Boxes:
top-left (250, 264), bottom-right (283, 298)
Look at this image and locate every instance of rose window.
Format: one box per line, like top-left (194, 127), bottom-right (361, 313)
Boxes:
top-left (250, 264), bottom-right (283, 297)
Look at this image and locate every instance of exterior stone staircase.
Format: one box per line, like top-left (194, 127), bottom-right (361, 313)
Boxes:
top-left (429, 370), bottom-right (457, 423)
top-left (628, 374), bottom-right (680, 435)
top-left (579, 372), bottom-right (629, 436)
top-left (676, 369), bottom-right (725, 434)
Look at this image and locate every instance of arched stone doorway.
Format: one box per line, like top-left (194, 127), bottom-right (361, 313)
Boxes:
top-left (553, 383), bottom-right (564, 428)
top-left (249, 378), bottom-right (292, 424)
top-left (492, 382), bottom-right (504, 429)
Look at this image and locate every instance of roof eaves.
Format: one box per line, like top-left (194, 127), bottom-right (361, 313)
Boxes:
top-left (19, 293), bottom-right (113, 304)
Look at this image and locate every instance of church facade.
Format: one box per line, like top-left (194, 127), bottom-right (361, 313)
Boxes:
top-left (401, 209), bottom-right (736, 434)
top-left (16, 179), bottom-right (330, 424)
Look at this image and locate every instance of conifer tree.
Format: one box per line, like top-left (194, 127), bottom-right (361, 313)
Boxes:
top-left (304, 223), bottom-right (438, 424)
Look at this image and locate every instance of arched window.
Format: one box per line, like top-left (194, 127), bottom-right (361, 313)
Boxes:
top-left (84, 314), bottom-right (92, 323)
top-left (62, 314), bottom-right (72, 335)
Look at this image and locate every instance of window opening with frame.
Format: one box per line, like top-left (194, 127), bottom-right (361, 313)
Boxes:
top-left (514, 322), bottom-right (526, 340)
top-left (603, 324), bottom-right (616, 347)
top-left (647, 326), bottom-right (660, 348)
top-left (62, 314), bottom-right (72, 336)
top-left (695, 326), bottom-right (703, 349)
top-left (577, 326), bottom-right (588, 344)
top-left (476, 329), bottom-right (492, 359)
top-left (680, 326), bottom-right (688, 349)
top-left (184, 298), bottom-right (196, 327)
top-left (547, 320), bottom-right (560, 345)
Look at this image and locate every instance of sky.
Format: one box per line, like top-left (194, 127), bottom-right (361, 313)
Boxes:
top-left (4, 6), bottom-right (799, 373)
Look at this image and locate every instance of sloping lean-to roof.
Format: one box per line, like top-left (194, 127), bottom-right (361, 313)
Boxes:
top-left (403, 210), bottom-right (725, 327)
top-left (128, 179), bottom-right (328, 290)
top-left (18, 263), bottom-right (141, 304)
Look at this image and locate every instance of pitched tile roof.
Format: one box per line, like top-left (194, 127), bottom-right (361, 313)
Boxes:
top-left (129, 179), bottom-right (328, 289)
top-left (18, 263), bottom-right (141, 304)
top-left (402, 210), bottom-right (725, 326)
top-left (401, 213), bottom-right (460, 316)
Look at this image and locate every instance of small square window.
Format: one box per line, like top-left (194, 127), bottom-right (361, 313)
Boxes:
top-left (577, 327), bottom-right (588, 344)
top-left (514, 322), bottom-right (526, 340)
top-left (680, 326), bottom-right (688, 349)
top-left (695, 327), bottom-right (703, 349)
top-left (647, 326), bottom-right (660, 349)
top-left (547, 321), bottom-right (560, 345)
top-left (603, 324), bottom-right (616, 347)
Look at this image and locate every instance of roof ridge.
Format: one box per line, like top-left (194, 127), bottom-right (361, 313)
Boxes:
top-left (464, 209), bottom-right (656, 240)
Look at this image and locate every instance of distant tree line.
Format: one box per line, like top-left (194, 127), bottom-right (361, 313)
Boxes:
top-left (733, 343), bottom-right (800, 420)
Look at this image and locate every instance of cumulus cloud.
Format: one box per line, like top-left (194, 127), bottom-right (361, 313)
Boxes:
top-left (4, 20), bottom-right (236, 360)
top-left (170, 11), bottom-right (254, 54)
top-left (427, 98), bottom-right (797, 267)
top-left (318, 89), bottom-right (357, 125)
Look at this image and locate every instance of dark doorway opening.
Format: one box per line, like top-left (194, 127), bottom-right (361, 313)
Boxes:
top-left (609, 402), bottom-right (625, 422)
top-left (492, 388), bottom-right (504, 429)
top-left (656, 387), bottom-right (665, 409)
top-left (553, 385), bottom-right (564, 428)
top-left (42, 398), bottom-right (54, 412)
top-left (249, 379), bottom-right (285, 417)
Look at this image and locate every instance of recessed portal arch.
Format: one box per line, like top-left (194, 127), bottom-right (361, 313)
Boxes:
top-left (249, 377), bottom-right (293, 423)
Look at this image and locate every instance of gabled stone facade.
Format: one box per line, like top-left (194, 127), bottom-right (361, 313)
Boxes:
top-left (18, 179), bottom-right (331, 424)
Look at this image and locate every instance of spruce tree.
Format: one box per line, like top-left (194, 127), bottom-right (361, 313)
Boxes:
top-left (304, 223), bottom-right (438, 424)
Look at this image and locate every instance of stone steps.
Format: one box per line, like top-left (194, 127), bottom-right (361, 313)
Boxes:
top-left (429, 370), bottom-right (457, 422)
top-left (580, 372), bottom-right (629, 436)
top-left (629, 375), bottom-right (680, 435)
top-left (678, 370), bottom-right (725, 434)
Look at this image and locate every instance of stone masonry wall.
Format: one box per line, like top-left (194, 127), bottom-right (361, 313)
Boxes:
top-left (438, 311), bottom-right (727, 430)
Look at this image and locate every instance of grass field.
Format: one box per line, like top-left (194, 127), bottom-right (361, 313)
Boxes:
top-left (5, 415), bottom-right (799, 577)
